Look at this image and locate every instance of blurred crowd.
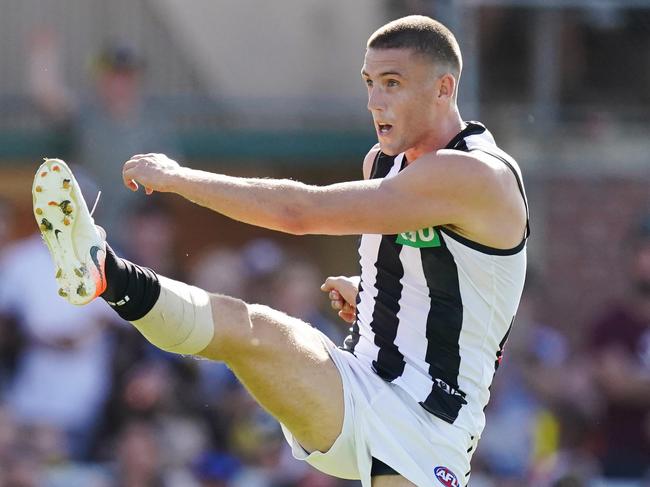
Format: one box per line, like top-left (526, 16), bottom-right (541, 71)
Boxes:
top-left (0, 36), bottom-right (648, 487)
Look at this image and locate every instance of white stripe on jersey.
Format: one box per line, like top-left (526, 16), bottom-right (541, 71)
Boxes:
top-left (392, 244), bottom-right (433, 399)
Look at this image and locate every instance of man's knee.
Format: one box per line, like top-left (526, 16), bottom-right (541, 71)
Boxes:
top-left (200, 293), bottom-right (251, 360)
top-left (203, 295), bottom-right (314, 363)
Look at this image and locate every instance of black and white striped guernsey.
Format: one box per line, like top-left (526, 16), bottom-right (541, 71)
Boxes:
top-left (343, 121), bottom-right (529, 436)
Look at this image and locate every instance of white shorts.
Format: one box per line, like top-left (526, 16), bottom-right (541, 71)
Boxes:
top-left (281, 334), bottom-right (478, 487)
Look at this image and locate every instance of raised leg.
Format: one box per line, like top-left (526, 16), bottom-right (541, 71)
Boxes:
top-left (198, 294), bottom-right (345, 453)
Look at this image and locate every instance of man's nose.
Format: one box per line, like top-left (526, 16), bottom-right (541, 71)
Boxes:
top-left (367, 88), bottom-right (385, 112)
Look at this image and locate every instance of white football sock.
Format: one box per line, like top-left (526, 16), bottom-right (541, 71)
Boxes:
top-left (131, 275), bottom-right (214, 355)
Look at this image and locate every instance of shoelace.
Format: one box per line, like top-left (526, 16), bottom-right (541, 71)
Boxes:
top-left (89, 190), bottom-right (102, 218)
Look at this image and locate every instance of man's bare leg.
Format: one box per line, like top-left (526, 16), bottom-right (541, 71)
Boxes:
top-left (197, 294), bottom-right (345, 453)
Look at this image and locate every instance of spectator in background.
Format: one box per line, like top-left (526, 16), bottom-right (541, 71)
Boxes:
top-left (270, 258), bottom-right (346, 344)
top-left (119, 199), bottom-right (182, 280)
top-left (588, 213), bottom-right (650, 482)
top-left (0, 198), bottom-right (21, 391)
top-left (191, 247), bottom-right (248, 299)
top-left (192, 450), bottom-right (241, 487)
top-left (0, 197), bottom-right (13, 252)
top-left (111, 420), bottom-right (167, 487)
top-left (0, 448), bottom-right (45, 487)
top-left (29, 32), bottom-right (180, 246)
top-left (0, 232), bottom-right (118, 459)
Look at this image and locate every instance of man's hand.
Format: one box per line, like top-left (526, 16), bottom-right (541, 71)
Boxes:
top-left (320, 276), bottom-right (360, 323)
top-left (123, 153), bottom-right (183, 195)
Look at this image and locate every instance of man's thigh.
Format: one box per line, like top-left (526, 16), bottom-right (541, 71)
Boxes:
top-left (200, 295), bottom-right (345, 454)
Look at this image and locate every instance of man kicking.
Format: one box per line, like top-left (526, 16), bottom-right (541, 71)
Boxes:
top-left (33, 15), bottom-right (528, 487)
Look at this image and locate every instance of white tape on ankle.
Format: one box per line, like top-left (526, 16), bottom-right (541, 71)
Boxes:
top-left (131, 276), bottom-right (214, 355)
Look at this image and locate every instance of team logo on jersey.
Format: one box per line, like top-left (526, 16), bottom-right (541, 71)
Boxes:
top-left (434, 466), bottom-right (460, 487)
top-left (396, 226), bottom-right (441, 248)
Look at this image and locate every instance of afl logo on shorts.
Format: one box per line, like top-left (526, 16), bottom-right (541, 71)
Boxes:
top-left (434, 466), bottom-right (460, 487)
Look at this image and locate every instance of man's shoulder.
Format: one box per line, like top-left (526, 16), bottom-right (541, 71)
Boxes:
top-left (413, 149), bottom-right (500, 184)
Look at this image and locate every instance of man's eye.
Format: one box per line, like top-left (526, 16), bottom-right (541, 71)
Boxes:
top-left (365, 79), bottom-right (373, 87)
top-left (387, 79), bottom-right (400, 87)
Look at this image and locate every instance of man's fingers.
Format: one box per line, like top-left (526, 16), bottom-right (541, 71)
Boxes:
top-left (129, 153), bottom-right (153, 161)
top-left (125, 178), bottom-right (138, 191)
top-left (338, 310), bottom-right (356, 323)
top-left (322, 276), bottom-right (359, 321)
top-left (123, 167), bottom-right (139, 191)
top-left (320, 277), bottom-right (338, 291)
top-left (330, 298), bottom-right (355, 312)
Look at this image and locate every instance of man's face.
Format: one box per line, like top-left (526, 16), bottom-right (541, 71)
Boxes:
top-left (97, 69), bottom-right (140, 110)
top-left (362, 48), bottom-right (442, 156)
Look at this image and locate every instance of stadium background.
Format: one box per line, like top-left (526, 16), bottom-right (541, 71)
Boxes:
top-left (0, 1), bottom-right (648, 486)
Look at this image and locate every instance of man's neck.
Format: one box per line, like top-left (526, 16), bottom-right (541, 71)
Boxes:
top-left (405, 109), bottom-right (464, 163)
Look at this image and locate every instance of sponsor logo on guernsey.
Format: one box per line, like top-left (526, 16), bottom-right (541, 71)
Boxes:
top-left (396, 226), bottom-right (441, 248)
top-left (434, 378), bottom-right (466, 400)
top-left (434, 466), bottom-right (460, 487)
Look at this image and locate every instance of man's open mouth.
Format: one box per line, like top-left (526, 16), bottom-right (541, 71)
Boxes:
top-left (377, 123), bottom-right (393, 135)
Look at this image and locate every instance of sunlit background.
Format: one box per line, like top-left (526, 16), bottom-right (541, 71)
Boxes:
top-left (0, 1), bottom-right (649, 486)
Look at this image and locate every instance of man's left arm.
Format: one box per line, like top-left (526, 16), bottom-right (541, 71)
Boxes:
top-left (122, 151), bottom-right (501, 236)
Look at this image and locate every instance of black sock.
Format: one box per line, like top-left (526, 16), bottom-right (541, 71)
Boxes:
top-left (101, 244), bottom-right (161, 321)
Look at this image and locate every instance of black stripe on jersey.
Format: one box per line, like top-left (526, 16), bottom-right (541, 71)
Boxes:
top-left (368, 152), bottom-right (407, 380)
top-left (439, 227), bottom-right (526, 256)
top-left (369, 154), bottom-right (381, 179)
top-left (371, 235), bottom-right (406, 381)
top-left (371, 152), bottom-right (398, 179)
top-left (419, 232), bottom-right (467, 423)
top-left (342, 149), bottom-right (395, 354)
top-left (445, 122), bottom-right (486, 150)
top-left (495, 317), bottom-right (514, 371)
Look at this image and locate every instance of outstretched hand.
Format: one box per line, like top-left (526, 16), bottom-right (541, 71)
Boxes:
top-left (320, 275), bottom-right (360, 324)
top-left (123, 153), bottom-right (182, 195)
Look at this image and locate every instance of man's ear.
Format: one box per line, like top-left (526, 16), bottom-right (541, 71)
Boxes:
top-left (437, 73), bottom-right (456, 100)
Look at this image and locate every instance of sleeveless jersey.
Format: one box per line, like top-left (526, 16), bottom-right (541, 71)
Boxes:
top-left (344, 121), bottom-right (529, 436)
